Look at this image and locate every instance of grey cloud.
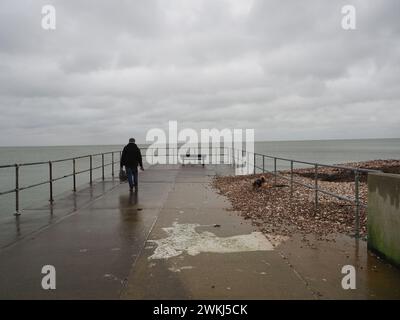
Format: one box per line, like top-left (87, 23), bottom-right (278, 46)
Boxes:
top-left (0, 0), bottom-right (399, 146)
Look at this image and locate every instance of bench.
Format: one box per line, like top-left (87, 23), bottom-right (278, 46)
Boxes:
top-left (181, 154), bottom-right (206, 167)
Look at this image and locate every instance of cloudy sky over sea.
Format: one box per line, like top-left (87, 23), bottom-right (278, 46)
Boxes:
top-left (0, 0), bottom-right (399, 146)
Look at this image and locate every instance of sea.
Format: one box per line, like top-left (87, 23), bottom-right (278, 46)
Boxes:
top-left (0, 138), bottom-right (399, 218)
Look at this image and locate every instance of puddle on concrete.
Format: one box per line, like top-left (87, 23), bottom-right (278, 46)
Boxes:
top-left (148, 222), bottom-right (283, 260)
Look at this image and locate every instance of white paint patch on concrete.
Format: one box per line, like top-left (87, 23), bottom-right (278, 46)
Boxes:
top-left (168, 265), bottom-right (194, 273)
top-left (180, 266), bottom-right (194, 270)
top-left (148, 223), bottom-right (280, 260)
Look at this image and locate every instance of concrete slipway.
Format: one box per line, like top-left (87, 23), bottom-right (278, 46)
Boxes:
top-left (0, 165), bottom-right (399, 299)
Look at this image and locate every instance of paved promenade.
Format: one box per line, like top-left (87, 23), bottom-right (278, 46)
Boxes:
top-left (0, 165), bottom-right (399, 299)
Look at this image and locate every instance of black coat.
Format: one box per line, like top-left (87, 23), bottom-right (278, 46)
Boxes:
top-left (120, 143), bottom-right (143, 168)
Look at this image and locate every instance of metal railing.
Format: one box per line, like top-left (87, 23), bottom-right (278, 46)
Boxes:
top-left (145, 146), bottom-right (378, 238)
top-left (0, 145), bottom-right (381, 238)
top-left (230, 148), bottom-right (381, 238)
top-left (0, 146), bottom-right (222, 217)
top-left (0, 146), bottom-right (233, 216)
top-left (0, 151), bottom-right (122, 216)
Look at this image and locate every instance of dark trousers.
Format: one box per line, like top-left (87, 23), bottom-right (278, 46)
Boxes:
top-left (126, 167), bottom-right (138, 189)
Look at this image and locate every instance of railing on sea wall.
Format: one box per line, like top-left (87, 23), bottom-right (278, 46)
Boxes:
top-left (0, 151), bottom-right (122, 216)
top-left (0, 146), bottom-right (381, 237)
top-left (231, 148), bottom-right (381, 238)
top-left (0, 147), bottom-right (220, 217)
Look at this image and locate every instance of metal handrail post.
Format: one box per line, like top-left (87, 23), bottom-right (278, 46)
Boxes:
top-left (73, 158), bottom-right (76, 192)
top-left (102, 153), bottom-right (105, 181)
top-left (355, 170), bottom-right (360, 238)
top-left (15, 164), bottom-right (20, 216)
top-left (49, 161), bottom-right (54, 203)
top-left (89, 155), bottom-right (93, 185)
top-left (290, 160), bottom-right (293, 197)
top-left (111, 152), bottom-right (114, 177)
top-left (314, 164), bottom-right (318, 209)
top-left (253, 153), bottom-right (256, 174)
top-left (274, 158), bottom-right (277, 185)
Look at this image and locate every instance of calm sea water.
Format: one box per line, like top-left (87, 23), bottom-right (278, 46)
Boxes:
top-left (0, 139), bottom-right (399, 218)
top-left (255, 139), bottom-right (400, 166)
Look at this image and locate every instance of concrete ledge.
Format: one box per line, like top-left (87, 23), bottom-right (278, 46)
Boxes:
top-left (368, 172), bottom-right (400, 267)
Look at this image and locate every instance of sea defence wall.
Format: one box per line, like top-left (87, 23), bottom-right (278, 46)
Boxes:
top-left (368, 172), bottom-right (400, 267)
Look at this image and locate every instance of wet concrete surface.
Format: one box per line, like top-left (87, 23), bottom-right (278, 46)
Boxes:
top-left (0, 179), bottom-right (120, 250)
top-left (0, 164), bottom-right (400, 299)
top-left (277, 234), bottom-right (400, 299)
top-left (0, 166), bottom-right (175, 299)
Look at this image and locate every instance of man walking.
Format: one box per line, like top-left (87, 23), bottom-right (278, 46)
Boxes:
top-left (120, 138), bottom-right (144, 192)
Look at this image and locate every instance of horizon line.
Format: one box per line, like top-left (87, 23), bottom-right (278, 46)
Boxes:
top-left (0, 137), bottom-right (399, 148)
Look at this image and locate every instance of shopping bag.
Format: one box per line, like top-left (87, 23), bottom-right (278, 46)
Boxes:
top-left (119, 169), bottom-right (127, 182)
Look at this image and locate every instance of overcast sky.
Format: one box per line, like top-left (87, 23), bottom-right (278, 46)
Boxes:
top-left (0, 0), bottom-right (399, 146)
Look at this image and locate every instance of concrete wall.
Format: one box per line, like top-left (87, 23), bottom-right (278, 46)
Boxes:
top-left (368, 172), bottom-right (400, 267)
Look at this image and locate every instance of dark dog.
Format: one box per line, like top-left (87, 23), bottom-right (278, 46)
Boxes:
top-left (252, 176), bottom-right (266, 189)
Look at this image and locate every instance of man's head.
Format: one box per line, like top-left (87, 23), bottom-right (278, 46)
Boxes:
top-left (129, 138), bottom-right (135, 143)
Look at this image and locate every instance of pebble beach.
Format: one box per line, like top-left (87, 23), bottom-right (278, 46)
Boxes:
top-left (212, 159), bottom-right (400, 240)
